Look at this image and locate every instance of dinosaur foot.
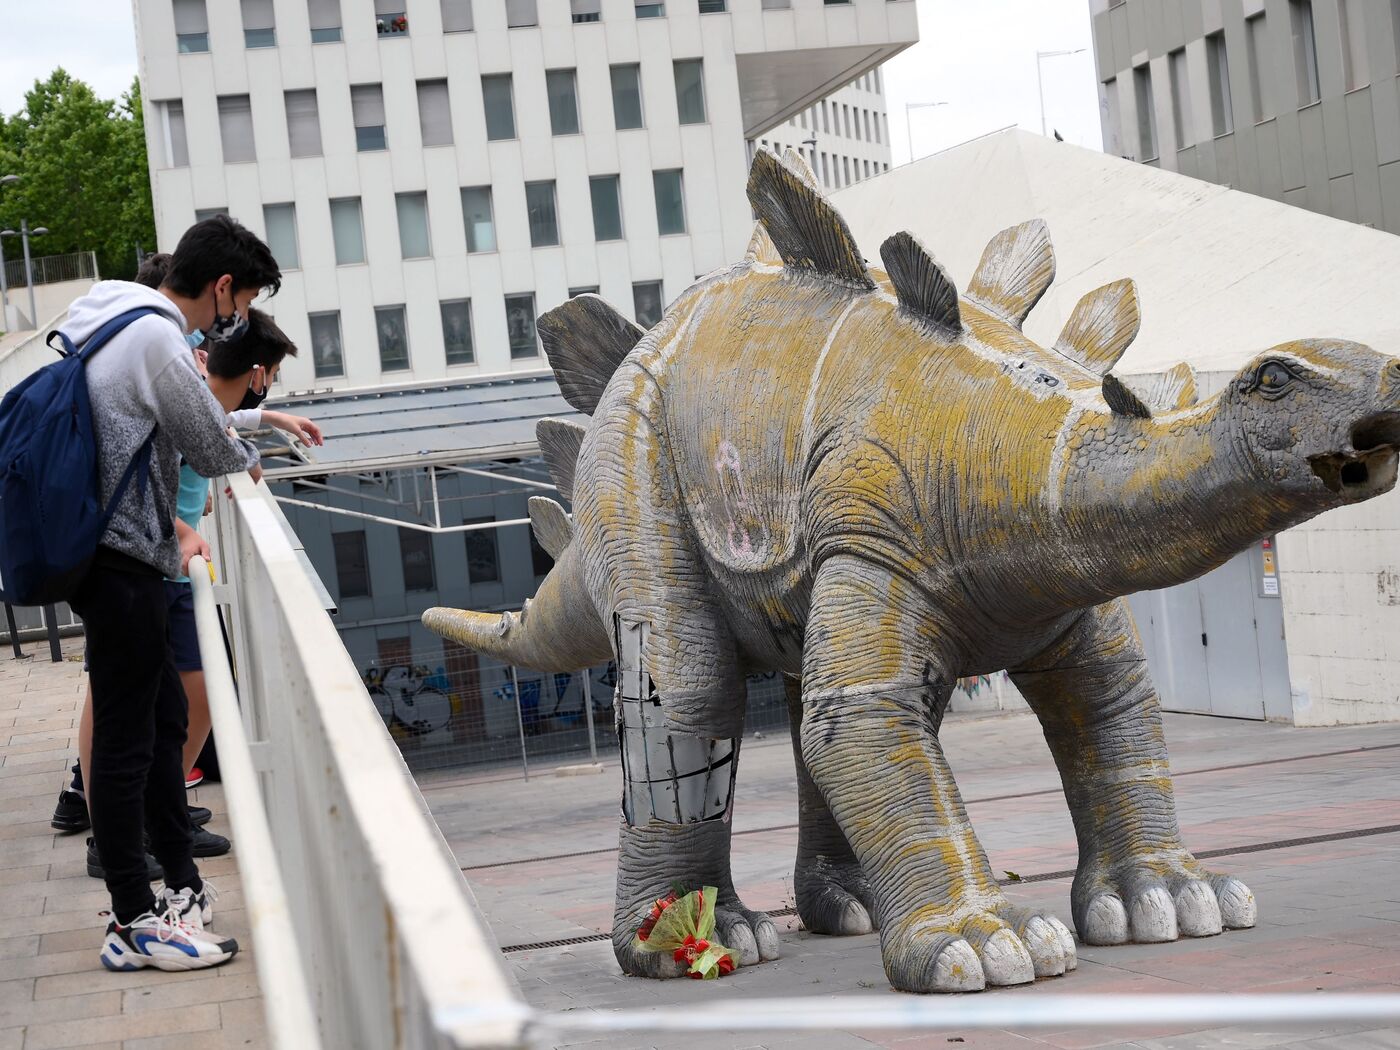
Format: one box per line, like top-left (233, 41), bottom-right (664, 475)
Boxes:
top-left (1075, 856), bottom-right (1256, 945)
top-left (796, 856), bottom-right (879, 935)
top-left (881, 902), bottom-right (1075, 993)
top-left (614, 892), bottom-right (779, 978)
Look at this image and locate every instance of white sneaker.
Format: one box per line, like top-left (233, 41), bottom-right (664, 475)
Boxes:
top-left (99, 903), bottom-right (237, 972)
top-left (159, 880), bottom-right (218, 930)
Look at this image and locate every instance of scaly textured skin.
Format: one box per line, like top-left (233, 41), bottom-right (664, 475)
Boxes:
top-left (425, 151), bottom-right (1400, 992)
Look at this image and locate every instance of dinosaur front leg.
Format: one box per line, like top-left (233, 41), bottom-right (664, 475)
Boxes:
top-left (801, 558), bottom-right (1073, 992)
top-left (1010, 599), bottom-right (1257, 946)
top-left (783, 674), bottom-right (879, 935)
top-left (610, 618), bottom-right (779, 979)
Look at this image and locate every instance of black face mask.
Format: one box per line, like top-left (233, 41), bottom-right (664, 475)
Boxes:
top-left (239, 385), bottom-right (269, 412)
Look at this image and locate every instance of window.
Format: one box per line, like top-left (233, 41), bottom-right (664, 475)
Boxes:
top-left (1338, 0), bottom-right (1369, 91)
top-left (461, 187), bottom-right (496, 252)
top-left (820, 152), bottom-right (830, 186)
top-left (504, 294), bottom-right (538, 359)
top-left (1290, 0), bottom-right (1320, 106)
top-left (440, 300), bottom-right (474, 365)
top-left (417, 80), bottom-right (453, 146)
top-left (241, 0), bottom-right (276, 47)
top-left (173, 0), bottom-right (209, 52)
top-left (506, 0), bottom-right (537, 27)
top-left (217, 95), bottom-right (256, 163)
top-left (399, 530), bottom-right (436, 591)
top-left (1207, 33), bottom-right (1233, 136)
top-left (395, 192), bottom-right (431, 258)
top-left (329, 198), bottom-right (365, 265)
top-left (761, 0), bottom-right (789, 7)
top-left (569, 285), bottom-right (599, 297)
top-left (821, 101), bottom-right (830, 133)
top-left (572, 0), bottom-right (601, 21)
top-left (1168, 48), bottom-right (1192, 148)
top-left (864, 110), bottom-right (872, 140)
top-left (1247, 14), bottom-right (1270, 122)
top-left (546, 70), bottom-right (580, 135)
top-left (160, 101), bottom-right (189, 167)
top-left (1134, 64), bottom-right (1157, 160)
top-left (843, 104), bottom-right (851, 137)
top-left (633, 281), bottom-right (663, 327)
top-left (351, 84), bottom-right (387, 150)
top-left (333, 532), bottom-right (370, 597)
top-left (653, 169), bottom-right (685, 235)
top-left (842, 156), bottom-right (850, 185)
top-left (528, 528), bottom-right (553, 577)
top-left (375, 0), bottom-right (408, 35)
top-left (674, 59), bottom-right (706, 124)
top-left (263, 204), bottom-right (299, 270)
top-left (375, 305), bottom-right (410, 371)
top-left (699, 0), bottom-right (726, 11)
top-left (1103, 77), bottom-right (1122, 155)
top-left (589, 175), bottom-right (623, 240)
top-left (309, 0), bottom-right (342, 41)
top-left (464, 521), bottom-right (499, 583)
top-left (194, 208), bottom-right (227, 223)
top-left (285, 89), bottom-right (322, 157)
top-left (611, 64), bottom-right (644, 129)
top-left (309, 311), bottom-right (345, 378)
top-left (636, 1), bottom-right (664, 15)
top-left (525, 181), bottom-right (559, 247)
top-left (441, 0), bottom-right (473, 31)
top-left (482, 75), bottom-right (515, 140)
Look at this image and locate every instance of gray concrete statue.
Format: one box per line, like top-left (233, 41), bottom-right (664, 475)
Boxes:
top-left (425, 149), bottom-right (1400, 992)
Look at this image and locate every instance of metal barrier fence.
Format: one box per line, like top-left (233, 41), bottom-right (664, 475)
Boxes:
top-left (2, 250), bottom-right (98, 289)
top-left (205, 473), bottom-right (527, 1048)
top-left (346, 640), bottom-right (791, 776)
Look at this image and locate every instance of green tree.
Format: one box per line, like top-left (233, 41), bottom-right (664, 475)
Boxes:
top-left (0, 69), bottom-right (155, 281)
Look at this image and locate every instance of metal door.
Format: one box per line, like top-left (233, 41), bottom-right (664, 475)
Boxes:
top-left (1196, 554), bottom-right (1267, 719)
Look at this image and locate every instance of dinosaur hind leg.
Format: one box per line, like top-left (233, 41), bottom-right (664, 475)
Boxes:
top-left (610, 617), bottom-right (779, 979)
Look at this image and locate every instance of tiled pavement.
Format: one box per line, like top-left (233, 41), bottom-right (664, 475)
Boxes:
top-left (425, 709), bottom-right (1400, 1050)
top-left (0, 637), bottom-right (265, 1050)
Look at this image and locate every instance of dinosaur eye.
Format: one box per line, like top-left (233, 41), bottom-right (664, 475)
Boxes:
top-left (1256, 361), bottom-right (1296, 396)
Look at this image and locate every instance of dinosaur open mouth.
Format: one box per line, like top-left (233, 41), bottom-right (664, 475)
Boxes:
top-left (1310, 413), bottom-right (1400, 502)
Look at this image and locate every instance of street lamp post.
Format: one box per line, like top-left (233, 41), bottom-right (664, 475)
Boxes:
top-left (0, 174), bottom-right (19, 322)
top-left (1037, 48), bottom-right (1086, 137)
top-left (904, 101), bottom-right (949, 164)
top-left (0, 219), bottom-right (49, 332)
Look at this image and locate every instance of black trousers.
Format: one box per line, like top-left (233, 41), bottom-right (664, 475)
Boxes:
top-left (70, 549), bottom-right (197, 922)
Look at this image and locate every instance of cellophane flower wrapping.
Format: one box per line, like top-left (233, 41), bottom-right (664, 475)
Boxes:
top-left (633, 885), bottom-right (736, 979)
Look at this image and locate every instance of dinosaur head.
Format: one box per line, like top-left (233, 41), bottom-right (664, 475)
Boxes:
top-left (1222, 339), bottom-right (1400, 508)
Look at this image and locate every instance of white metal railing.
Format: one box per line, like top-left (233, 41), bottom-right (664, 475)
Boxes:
top-left (204, 473), bottom-right (527, 1049)
top-left (2, 249), bottom-right (98, 289)
top-left (201, 474), bottom-right (1400, 1048)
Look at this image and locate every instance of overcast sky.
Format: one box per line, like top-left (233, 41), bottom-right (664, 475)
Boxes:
top-left (0, 0), bottom-right (1102, 157)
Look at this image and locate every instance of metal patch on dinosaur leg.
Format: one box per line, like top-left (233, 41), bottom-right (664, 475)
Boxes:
top-left (616, 616), bottom-right (737, 828)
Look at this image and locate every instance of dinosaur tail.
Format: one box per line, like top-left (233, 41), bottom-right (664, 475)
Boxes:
top-left (422, 541), bottom-right (611, 673)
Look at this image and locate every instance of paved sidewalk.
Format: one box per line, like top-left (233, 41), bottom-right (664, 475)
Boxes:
top-left (426, 709), bottom-right (1400, 1050)
top-left (0, 637), bottom-right (265, 1050)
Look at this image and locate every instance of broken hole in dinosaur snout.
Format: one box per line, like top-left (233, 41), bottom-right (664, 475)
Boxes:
top-left (1309, 413), bottom-right (1400, 502)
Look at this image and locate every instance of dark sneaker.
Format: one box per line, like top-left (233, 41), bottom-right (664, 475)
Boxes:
top-left (191, 828), bottom-right (230, 858)
top-left (187, 805), bottom-right (212, 828)
top-left (87, 838), bottom-right (163, 881)
top-left (99, 902), bottom-right (237, 972)
top-left (51, 789), bottom-right (91, 833)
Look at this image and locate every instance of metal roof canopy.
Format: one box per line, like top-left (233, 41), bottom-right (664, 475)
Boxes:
top-left (258, 369), bottom-right (585, 480)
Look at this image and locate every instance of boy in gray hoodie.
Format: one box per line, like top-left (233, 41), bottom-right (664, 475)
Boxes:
top-left (62, 215), bottom-right (279, 971)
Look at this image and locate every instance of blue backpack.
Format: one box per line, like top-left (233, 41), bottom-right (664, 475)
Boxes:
top-left (0, 307), bottom-right (161, 606)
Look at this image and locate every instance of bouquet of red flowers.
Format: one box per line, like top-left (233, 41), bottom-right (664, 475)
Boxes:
top-left (634, 885), bottom-right (736, 979)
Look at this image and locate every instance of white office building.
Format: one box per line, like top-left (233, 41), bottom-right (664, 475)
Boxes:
top-left (132, 0), bottom-right (915, 392)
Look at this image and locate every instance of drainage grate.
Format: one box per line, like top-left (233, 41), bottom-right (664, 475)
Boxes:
top-left (466, 742), bottom-right (1400, 874)
top-left (496, 823), bottom-right (1400, 954)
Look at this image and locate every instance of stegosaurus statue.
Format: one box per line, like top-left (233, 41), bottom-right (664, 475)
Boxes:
top-left (425, 149), bottom-right (1400, 993)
